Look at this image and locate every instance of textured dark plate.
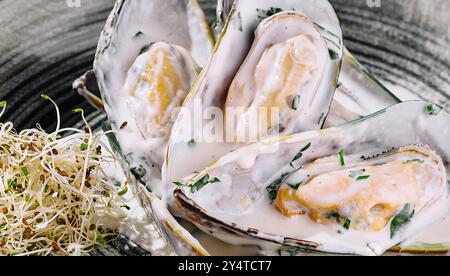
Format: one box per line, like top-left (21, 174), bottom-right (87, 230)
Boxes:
top-left (0, 0), bottom-right (449, 255)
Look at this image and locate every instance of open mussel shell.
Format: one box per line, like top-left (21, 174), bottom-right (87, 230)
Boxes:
top-left (173, 101), bottom-right (450, 256)
top-left (165, 0), bottom-right (344, 190)
top-left (215, 0), bottom-right (401, 128)
top-left (94, 0), bottom-right (214, 194)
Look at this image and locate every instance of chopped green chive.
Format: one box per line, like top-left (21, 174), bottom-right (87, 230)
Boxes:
top-left (266, 173), bottom-right (289, 202)
top-left (190, 175), bottom-right (221, 193)
top-left (80, 143), bottom-right (89, 151)
top-left (139, 43), bottom-right (154, 55)
top-left (318, 113), bottom-right (325, 125)
top-left (101, 121), bottom-right (123, 159)
top-left (291, 152), bottom-right (303, 166)
top-left (339, 149), bottom-right (345, 167)
top-left (291, 95), bottom-right (301, 110)
top-left (291, 143), bottom-right (312, 167)
top-left (343, 218), bottom-right (351, 230)
top-left (120, 121), bottom-right (128, 130)
top-left (300, 143), bottom-right (312, 152)
top-left (329, 49), bottom-right (339, 60)
top-left (102, 191), bottom-right (111, 198)
top-left (356, 175), bottom-right (370, 181)
top-left (130, 166), bottom-right (147, 185)
top-left (134, 31), bottom-right (144, 38)
top-left (390, 204), bottom-right (415, 238)
top-left (349, 169), bottom-right (366, 178)
top-left (175, 175), bottom-right (222, 193)
top-left (349, 169), bottom-right (370, 181)
top-left (173, 182), bottom-right (184, 187)
top-left (288, 182), bottom-right (303, 190)
top-left (257, 7), bottom-right (283, 23)
top-left (210, 177), bottom-right (221, 184)
top-left (25, 194), bottom-right (30, 203)
top-left (426, 104), bottom-right (442, 116)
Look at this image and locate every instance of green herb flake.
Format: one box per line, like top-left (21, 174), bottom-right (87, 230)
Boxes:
top-left (318, 113), bottom-right (325, 125)
top-left (80, 143), bottom-right (89, 151)
top-left (130, 166), bottom-right (147, 185)
top-left (173, 182), bottom-right (185, 187)
top-left (175, 175), bottom-right (222, 193)
top-left (356, 175), bottom-right (371, 181)
top-left (120, 121), bottom-right (128, 130)
top-left (343, 218), bottom-right (351, 230)
top-left (390, 204), bottom-right (415, 238)
top-left (290, 152), bottom-right (303, 166)
top-left (25, 194), bottom-right (30, 203)
top-left (291, 95), bottom-right (301, 110)
top-left (339, 149), bottom-right (345, 167)
top-left (349, 169), bottom-right (366, 179)
top-left (190, 175), bottom-right (221, 193)
top-left (290, 143), bottom-right (312, 167)
top-left (102, 191), bottom-right (111, 198)
top-left (300, 143), bottom-right (312, 152)
top-left (288, 182), bottom-right (303, 190)
top-left (426, 104), bottom-right (442, 116)
top-left (102, 121), bottom-right (123, 159)
top-left (21, 166), bottom-right (30, 177)
top-left (134, 31), bottom-right (144, 38)
top-left (118, 187), bottom-right (128, 197)
top-left (329, 49), bottom-right (339, 60)
top-left (257, 7), bottom-right (283, 23)
top-left (266, 173), bottom-right (289, 201)
top-left (210, 177), bottom-right (221, 184)
top-left (139, 43), bottom-right (154, 55)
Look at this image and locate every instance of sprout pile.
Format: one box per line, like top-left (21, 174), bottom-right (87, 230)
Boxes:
top-left (0, 96), bottom-right (128, 256)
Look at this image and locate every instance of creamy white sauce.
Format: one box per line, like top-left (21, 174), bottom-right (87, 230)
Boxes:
top-left (96, 139), bottom-right (173, 255)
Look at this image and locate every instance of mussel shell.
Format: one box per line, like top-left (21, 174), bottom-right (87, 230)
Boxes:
top-left (173, 101), bottom-right (450, 255)
top-left (165, 0), bottom-right (344, 190)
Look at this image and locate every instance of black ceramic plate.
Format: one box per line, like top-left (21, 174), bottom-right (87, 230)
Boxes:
top-left (0, 0), bottom-right (449, 255)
